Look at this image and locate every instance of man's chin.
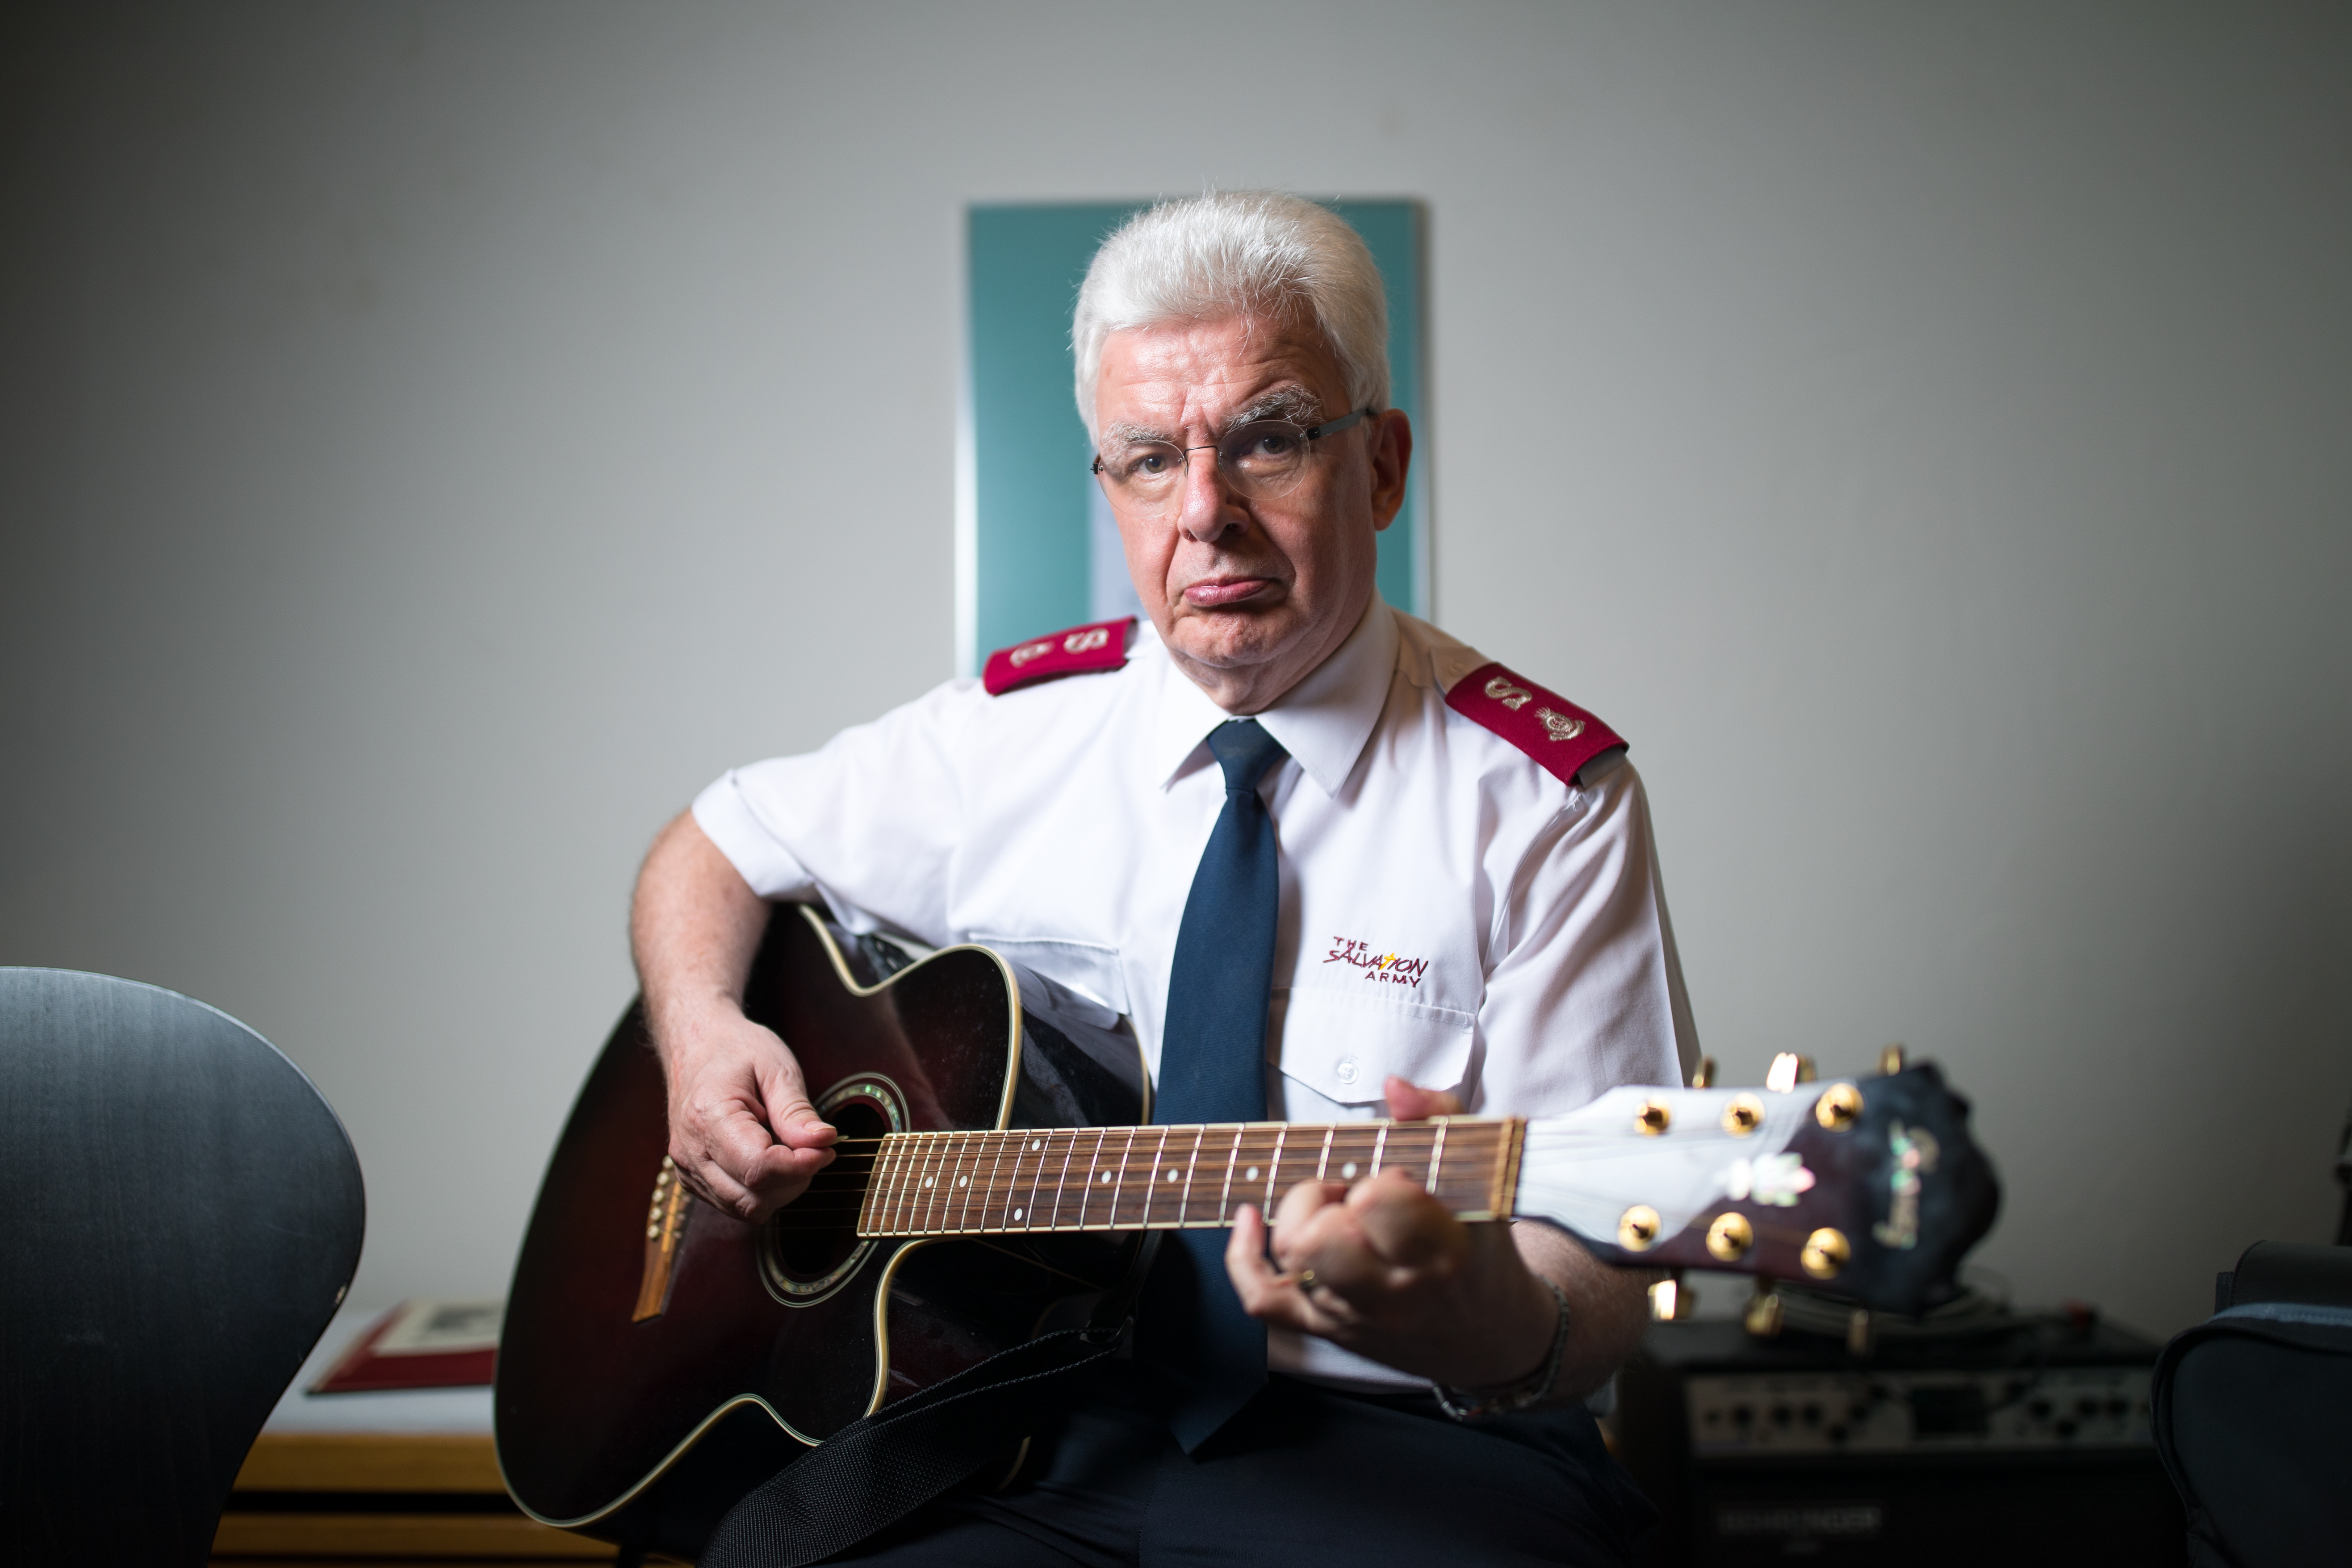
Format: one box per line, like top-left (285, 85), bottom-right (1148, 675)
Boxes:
top-left (1163, 611), bottom-right (1299, 673)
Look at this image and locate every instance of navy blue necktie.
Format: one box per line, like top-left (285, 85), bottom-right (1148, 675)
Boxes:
top-left (1147, 718), bottom-right (1289, 1451)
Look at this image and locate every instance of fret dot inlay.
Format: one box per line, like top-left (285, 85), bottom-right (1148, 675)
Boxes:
top-left (1246, 1166), bottom-right (1259, 1180)
top-left (1342, 1162), bottom-right (1358, 1179)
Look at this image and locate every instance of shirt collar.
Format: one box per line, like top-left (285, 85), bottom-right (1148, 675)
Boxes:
top-left (1147, 594), bottom-right (1400, 796)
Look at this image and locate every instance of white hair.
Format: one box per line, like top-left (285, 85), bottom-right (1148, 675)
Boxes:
top-left (1071, 192), bottom-right (1391, 438)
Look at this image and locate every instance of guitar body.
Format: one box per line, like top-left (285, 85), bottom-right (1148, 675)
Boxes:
top-left (496, 906), bottom-right (1147, 1542)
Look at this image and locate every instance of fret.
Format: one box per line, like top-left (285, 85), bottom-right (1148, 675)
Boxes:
top-left (1314, 1126), bottom-right (1335, 1183)
top-left (1426, 1118), bottom-right (1448, 1196)
top-left (893, 1133), bottom-right (924, 1236)
top-left (1162, 1126), bottom-right (1188, 1226)
top-left (1074, 1129), bottom-right (1105, 1227)
top-left (950, 1133), bottom-right (977, 1233)
top-left (920, 1133), bottom-right (954, 1233)
top-left (922, 1134), bottom-right (947, 1234)
top-left (1136, 1126), bottom-right (1167, 1227)
top-left (1049, 1129), bottom-right (1079, 1229)
top-left (1010, 1132), bottom-right (1034, 1229)
top-left (1124, 1133), bottom-right (1152, 1232)
top-left (1155, 1126), bottom-right (1182, 1226)
top-left (1109, 1127), bottom-right (1142, 1229)
top-left (964, 1134), bottom-right (989, 1230)
top-left (889, 1133), bottom-right (919, 1236)
top-left (1212, 1125), bottom-right (1242, 1225)
top-left (1163, 1124), bottom-right (1193, 1226)
top-left (1074, 1128), bottom-right (1101, 1228)
top-left (961, 1133), bottom-right (988, 1225)
top-left (1130, 1128), bottom-right (1155, 1227)
top-left (1099, 1127), bottom-right (1129, 1226)
top-left (984, 1130), bottom-right (1015, 1232)
top-left (1264, 1126), bottom-right (1288, 1210)
top-left (994, 1132), bottom-right (1023, 1229)
top-left (877, 1135), bottom-right (913, 1234)
top-left (966, 1132), bottom-right (1002, 1233)
top-left (858, 1139), bottom-right (893, 1233)
top-left (1008, 1131), bottom-right (1044, 1229)
top-left (873, 1135), bottom-right (906, 1235)
top-left (1370, 1123), bottom-right (1389, 1179)
top-left (1177, 1125), bottom-right (1207, 1227)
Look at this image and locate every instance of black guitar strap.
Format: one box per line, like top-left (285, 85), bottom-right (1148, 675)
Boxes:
top-left (696, 1321), bottom-right (1125, 1568)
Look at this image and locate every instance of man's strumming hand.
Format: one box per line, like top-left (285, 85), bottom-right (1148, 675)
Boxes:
top-left (632, 809), bottom-right (836, 1223)
top-left (653, 1003), bottom-right (837, 1222)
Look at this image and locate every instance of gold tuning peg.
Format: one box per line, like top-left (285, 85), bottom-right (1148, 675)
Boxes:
top-left (1846, 1307), bottom-right (1875, 1357)
top-left (1764, 1053), bottom-right (1817, 1092)
top-left (1689, 1056), bottom-right (1716, 1089)
top-left (1743, 1279), bottom-right (1784, 1338)
top-left (1879, 1043), bottom-right (1907, 1076)
top-left (1796, 1054), bottom-right (1817, 1084)
top-left (1647, 1271), bottom-right (1693, 1322)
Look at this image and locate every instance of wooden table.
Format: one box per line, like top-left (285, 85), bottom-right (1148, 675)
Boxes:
top-left (211, 1431), bottom-right (681, 1566)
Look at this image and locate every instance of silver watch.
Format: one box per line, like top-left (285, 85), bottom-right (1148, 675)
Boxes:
top-left (1434, 1280), bottom-right (1571, 1421)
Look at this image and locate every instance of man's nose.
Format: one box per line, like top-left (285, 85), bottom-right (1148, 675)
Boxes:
top-left (1176, 448), bottom-right (1248, 544)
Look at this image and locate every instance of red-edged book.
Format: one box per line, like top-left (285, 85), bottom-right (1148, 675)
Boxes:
top-left (310, 1298), bottom-right (502, 1393)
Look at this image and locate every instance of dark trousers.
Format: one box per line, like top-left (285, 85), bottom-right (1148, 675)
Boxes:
top-left (833, 1366), bottom-right (1655, 1567)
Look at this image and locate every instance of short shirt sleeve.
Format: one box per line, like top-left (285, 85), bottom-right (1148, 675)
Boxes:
top-left (690, 677), bottom-right (983, 945)
top-left (1473, 756), bottom-right (1699, 1115)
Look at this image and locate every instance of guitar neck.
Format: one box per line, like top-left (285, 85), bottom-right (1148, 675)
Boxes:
top-left (849, 1119), bottom-right (1525, 1238)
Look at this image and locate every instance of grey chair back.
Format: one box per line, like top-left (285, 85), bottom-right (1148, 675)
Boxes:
top-left (0, 968), bottom-right (365, 1564)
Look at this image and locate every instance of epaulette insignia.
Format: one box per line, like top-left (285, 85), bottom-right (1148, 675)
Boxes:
top-left (982, 616), bottom-right (1135, 696)
top-left (1444, 661), bottom-right (1627, 786)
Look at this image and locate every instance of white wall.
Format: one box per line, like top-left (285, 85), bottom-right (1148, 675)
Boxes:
top-left (4, 1), bottom-right (2345, 1338)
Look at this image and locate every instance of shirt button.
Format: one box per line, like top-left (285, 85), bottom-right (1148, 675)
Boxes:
top-left (1334, 1056), bottom-right (1360, 1086)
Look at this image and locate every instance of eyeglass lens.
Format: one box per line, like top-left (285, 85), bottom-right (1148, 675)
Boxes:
top-left (1095, 417), bottom-right (1351, 512)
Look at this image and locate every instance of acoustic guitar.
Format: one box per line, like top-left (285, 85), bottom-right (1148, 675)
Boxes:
top-left (496, 904), bottom-right (1999, 1544)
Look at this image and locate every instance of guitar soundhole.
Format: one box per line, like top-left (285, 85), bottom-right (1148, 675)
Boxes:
top-left (759, 1077), bottom-right (901, 1306)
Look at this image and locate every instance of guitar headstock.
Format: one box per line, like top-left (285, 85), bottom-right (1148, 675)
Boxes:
top-left (1513, 1057), bottom-right (2000, 1316)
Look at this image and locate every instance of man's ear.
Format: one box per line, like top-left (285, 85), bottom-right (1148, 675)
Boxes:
top-left (1368, 410), bottom-right (1413, 532)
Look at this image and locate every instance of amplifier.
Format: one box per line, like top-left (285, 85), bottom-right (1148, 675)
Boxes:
top-left (1613, 1308), bottom-right (2187, 1566)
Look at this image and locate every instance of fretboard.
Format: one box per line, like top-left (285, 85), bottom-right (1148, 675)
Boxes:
top-left (852, 1119), bottom-right (1524, 1238)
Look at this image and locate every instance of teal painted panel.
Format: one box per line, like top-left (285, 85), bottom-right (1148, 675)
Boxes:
top-left (965, 200), bottom-right (1426, 671)
top-left (1326, 200), bottom-right (1427, 619)
top-left (967, 204), bottom-right (1137, 666)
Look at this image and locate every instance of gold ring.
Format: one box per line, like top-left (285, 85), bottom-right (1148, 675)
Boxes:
top-left (1294, 1268), bottom-right (1317, 1292)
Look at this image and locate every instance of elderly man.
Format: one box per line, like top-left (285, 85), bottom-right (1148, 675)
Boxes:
top-left (632, 192), bottom-right (1696, 1564)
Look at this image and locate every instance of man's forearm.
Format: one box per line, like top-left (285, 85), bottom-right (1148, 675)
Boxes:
top-left (1512, 1221), bottom-right (1655, 1404)
top-left (630, 810), bottom-right (770, 1051)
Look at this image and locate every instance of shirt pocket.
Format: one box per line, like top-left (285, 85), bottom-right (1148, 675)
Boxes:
top-left (1273, 986), bottom-right (1477, 1107)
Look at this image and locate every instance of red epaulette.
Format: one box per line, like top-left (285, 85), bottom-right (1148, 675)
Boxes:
top-left (1444, 661), bottom-right (1627, 786)
top-left (981, 616), bottom-right (1135, 696)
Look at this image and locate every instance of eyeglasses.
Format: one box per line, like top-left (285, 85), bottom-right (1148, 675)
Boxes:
top-left (1091, 408), bottom-right (1374, 515)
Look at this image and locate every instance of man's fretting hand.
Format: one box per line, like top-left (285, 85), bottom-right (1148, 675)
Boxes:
top-left (1223, 1076), bottom-right (1561, 1391)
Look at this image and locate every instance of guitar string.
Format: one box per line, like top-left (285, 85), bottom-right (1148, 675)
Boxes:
top-left (766, 1130), bottom-right (1480, 1177)
top-left (765, 1124), bottom-right (1494, 1232)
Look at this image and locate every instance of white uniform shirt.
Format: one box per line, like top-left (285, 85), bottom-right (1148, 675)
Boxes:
top-left (693, 595), bottom-right (1700, 1388)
